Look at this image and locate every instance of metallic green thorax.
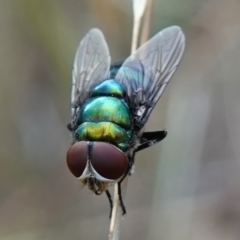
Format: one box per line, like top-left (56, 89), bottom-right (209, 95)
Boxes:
top-left (75, 79), bottom-right (132, 150)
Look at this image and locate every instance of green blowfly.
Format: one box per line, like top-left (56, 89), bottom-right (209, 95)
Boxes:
top-left (66, 26), bottom-right (185, 216)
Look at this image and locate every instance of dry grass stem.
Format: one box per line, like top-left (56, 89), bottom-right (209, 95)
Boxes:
top-left (108, 0), bottom-right (148, 239)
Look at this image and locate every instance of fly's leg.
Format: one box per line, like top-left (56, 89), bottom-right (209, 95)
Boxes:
top-left (67, 123), bottom-right (73, 131)
top-left (113, 152), bottom-right (135, 216)
top-left (116, 159), bottom-right (133, 215)
top-left (128, 151), bottom-right (135, 176)
top-left (135, 130), bottom-right (167, 152)
top-left (117, 182), bottom-right (126, 215)
top-left (105, 190), bottom-right (113, 218)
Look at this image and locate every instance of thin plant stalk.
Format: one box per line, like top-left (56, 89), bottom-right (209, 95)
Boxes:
top-left (140, 0), bottom-right (153, 45)
top-left (108, 0), bottom-right (147, 239)
top-left (131, 0), bottom-right (147, 53)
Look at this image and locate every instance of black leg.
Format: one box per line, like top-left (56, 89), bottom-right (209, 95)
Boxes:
top-left (105, 190), bottom-right (113, 218)
top-left (117, 182), bottom-right (126, 215)
top-left (135, 130), bottom-right (167, 152)
top-left (112, 152), bottom-right (135, 216)
top-left (67, 123), bottom-right (73, 131)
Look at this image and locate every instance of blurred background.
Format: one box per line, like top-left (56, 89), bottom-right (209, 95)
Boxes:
top-left (1, 0), bottom-right (240, 239)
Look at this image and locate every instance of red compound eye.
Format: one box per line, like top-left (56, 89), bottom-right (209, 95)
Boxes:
top-left (90, 142), bottom-right (128, 180)
top-left (66, 141), bottom-right (88, 177)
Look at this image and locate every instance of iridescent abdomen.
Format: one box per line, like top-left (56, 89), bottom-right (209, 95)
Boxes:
top-left (75, 79), bottom-right (132, 150)
top-left (78, 97), bottom-right (130, 129)
top-left (75, 122), bottom-right (131, 150)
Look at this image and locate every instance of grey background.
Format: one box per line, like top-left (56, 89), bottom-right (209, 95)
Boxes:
top-left (1, 0), bottom-right (240, 239)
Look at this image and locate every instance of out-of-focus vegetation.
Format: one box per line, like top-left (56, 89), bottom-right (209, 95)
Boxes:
top-left (1, 0), bottom-right (240, 239)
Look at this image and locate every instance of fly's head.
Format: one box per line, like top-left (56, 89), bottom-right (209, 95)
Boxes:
top-left (66, 141), bottom-right (129, 194)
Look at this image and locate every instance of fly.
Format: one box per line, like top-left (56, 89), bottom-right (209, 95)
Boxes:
top-left (66, 26), bottom-right (185, 216)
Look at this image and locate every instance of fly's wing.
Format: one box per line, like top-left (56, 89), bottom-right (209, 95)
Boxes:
top-left (71, 28), bottom-right (111, 119)
top-left (115, 26), bottom-right (185, 130)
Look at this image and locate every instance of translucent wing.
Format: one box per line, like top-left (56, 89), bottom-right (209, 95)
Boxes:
top-left (71, 28), bottom-right (111, 118)
top-left (115, 26), bottom-right (185, 129)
